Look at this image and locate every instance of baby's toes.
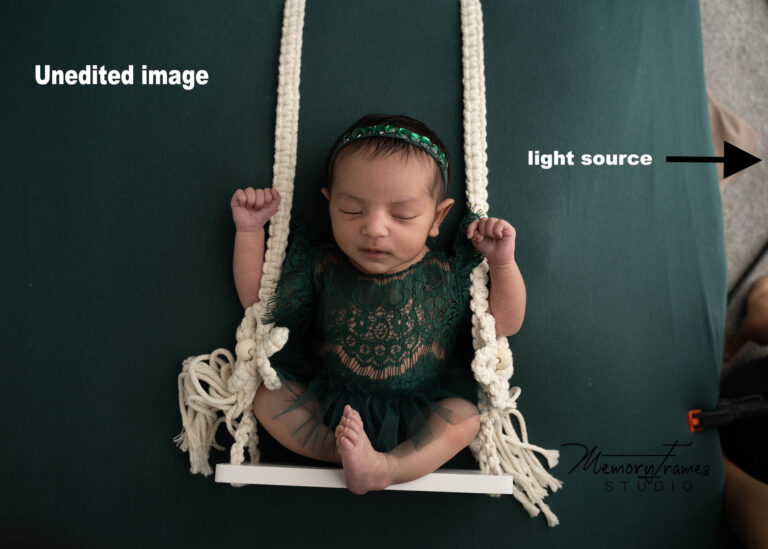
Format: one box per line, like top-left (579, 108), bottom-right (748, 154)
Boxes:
top-left (349, 417), bottom-right (364, 436)
top-left (339, 415), bottom-right (354, 433)
top-left (350, 408), bottom-right (364, 428)
top-left (344, 427), bottom-right (360, 445)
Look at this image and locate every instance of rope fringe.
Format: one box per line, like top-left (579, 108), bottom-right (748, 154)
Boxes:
top-left (175, 0), bottom-right (561, 525)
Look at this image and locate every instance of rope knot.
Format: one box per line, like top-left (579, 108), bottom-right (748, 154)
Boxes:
top-left (235, 338), bottom-right (258, 360)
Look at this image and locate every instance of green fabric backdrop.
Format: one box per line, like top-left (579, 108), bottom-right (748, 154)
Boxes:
top-left (1, 1), bottom-right (737, 547)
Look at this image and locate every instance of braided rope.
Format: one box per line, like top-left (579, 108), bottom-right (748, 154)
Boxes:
top-left (175, 0), bottom-right (561, 525)
top-left (174, 0), bottom-right (304, 479)
top-left (460, 0), bottom-right (561, 526)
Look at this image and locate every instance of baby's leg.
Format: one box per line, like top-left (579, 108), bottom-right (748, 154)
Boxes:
top-left (388, 398), bottom-right (481, 482)
top-left (252, 381), bottom-right (342, 465)
top-left (336, 398), bottom-right (480, 494)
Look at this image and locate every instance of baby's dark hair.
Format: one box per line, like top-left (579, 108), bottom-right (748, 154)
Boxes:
top-left (324, 113), bottom-right (452, 203)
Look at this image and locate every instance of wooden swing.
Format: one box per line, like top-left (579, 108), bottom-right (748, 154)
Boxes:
top-left (175, 0), bottom-right (560, 526)
top-left (215, 463), bottom-right (515, 494)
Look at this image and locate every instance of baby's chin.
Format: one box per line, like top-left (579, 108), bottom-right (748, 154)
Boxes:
top-left (347, 255), bottom-right (397, 275)
top-left (347, 251), bottom-right (426, 275)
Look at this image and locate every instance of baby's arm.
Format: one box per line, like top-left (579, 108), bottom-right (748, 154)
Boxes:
top-left (231, 187), bottom-right (281, 309)
top-left (467, 217), bottom-right (526, 337)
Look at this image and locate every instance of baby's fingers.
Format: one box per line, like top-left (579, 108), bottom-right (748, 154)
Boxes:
top-left (480, 218), bottom-right (502, 238)
top-left (231, 188), bottom-right (247, 208)
top-left (264, 188), bottom-right (281, 207)
top-left (495, 220), bottom-right (508, 238)
top-left (254, 188), bottom-right (267, 209)
top-left (491, 219), bottom-right (512, 239)
top-left (244, 187), bottom-right (257, 208)
top-left (502, 224), bottom-right (516, 239)
top-left (262, 189), bottom-right (281, 214)
top-left (484, 218), bottom-right (516, 239)
top-left (473, 217), bottom-right (496, 239)
top-left (483, 218), bottom-right (500, 238)
top-left (467, 219), bottom-right (487, 241)
top-left (253, 188), bottom-right (279, 210)
top-left (466, 219), bottom-right (479, 239)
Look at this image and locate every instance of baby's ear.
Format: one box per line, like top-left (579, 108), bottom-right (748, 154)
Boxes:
top-left (429, 198), bottom-right (454, 237)
top-left (320, 187), bottom-right (330, 201)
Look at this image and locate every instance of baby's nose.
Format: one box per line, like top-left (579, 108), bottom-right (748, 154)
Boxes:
top-left (362, 211), bottom-right (388, 237)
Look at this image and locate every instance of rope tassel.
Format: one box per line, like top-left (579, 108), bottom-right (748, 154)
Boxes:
top-left (175, 349), bottom-right (237, 476)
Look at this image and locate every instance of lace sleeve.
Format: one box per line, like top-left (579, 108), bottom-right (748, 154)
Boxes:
top-left (261, 222), bottom-right (319, 337)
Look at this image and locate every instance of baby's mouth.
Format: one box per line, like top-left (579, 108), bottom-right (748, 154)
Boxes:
top-left (361, 248), bottom-right (388, 257)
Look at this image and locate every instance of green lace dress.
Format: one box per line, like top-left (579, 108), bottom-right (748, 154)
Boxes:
top-left (262, 211), bottom-right (486, 458)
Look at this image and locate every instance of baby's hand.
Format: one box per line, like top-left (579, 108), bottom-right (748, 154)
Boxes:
top-left (231, 187), bottom-right (281, 232)
top-left (467, 217), bottom-right (516, 266)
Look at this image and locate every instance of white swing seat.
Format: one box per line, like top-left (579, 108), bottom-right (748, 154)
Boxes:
top-left (215, 463), bottom-right (514, 494)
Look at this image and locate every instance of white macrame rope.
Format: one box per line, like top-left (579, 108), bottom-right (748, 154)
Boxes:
top-left (225, 0), bottom-right (306, 473)
top-left (175, 0), bottom-right (304, 480)
top-left (460, 0), bottom-right (560, 526)
top-left (175, 0), bottom-right (561, 526)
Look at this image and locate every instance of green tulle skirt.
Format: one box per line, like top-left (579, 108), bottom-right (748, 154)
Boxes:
top-left (265, 342), bottom-right (483, 459)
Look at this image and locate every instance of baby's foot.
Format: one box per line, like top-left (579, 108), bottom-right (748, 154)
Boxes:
top-left (335, 405), bottom-right (393, 494)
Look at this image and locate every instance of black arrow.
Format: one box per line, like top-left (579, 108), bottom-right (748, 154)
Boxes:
top-left (666, 141), bottom-right (761, 178)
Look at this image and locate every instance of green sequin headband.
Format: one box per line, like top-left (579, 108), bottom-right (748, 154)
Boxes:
top-left (328, 124), bottom-right (449, 190)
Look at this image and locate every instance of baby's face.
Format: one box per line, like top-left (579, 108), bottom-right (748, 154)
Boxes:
top-left (322, 150), bottom-right (453, 275)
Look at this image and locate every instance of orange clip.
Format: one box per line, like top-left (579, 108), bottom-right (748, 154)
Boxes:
top-left (687, 409), bottom-right (702, 432)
